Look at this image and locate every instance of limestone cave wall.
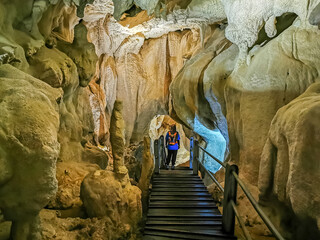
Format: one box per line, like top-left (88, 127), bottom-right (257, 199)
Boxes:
top-left (0, 0), bottom-right (320, 239)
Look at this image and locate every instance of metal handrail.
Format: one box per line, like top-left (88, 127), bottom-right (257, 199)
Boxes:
top-left (199, 145), bottom-right (226, 168)
top-left (231, 200), bottom-right (252, 240)
top-left (199, 162), bottom-right (251, 239)
top-left (198, 160), bottom-right (224, 193)
top-left (194, 140), bottom-right (285, 240)
top-left (232, 171), bottom-right (285, 240)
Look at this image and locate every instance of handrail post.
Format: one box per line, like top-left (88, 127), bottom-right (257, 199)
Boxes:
top-left (189, 137), bottom-right (193, 169)
top-left (193, 140), bottom-right (199, 175)
top-left (154, 139), bottom-right (160, 174)
top-left (159, 135), bottom-right (165, 169)
top-left (222, 163), bottom-right (239, 235)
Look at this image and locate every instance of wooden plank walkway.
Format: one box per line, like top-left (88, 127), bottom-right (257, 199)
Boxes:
top-left (143, 167), bottom-right (237, 240)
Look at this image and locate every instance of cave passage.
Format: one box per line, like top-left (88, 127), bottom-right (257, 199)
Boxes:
top-left (148, 115), bottom-right (190, 167)
top-left (1, 0), bottom-right (320, 239)
top-left (148, 114), bottom-right (227, 173)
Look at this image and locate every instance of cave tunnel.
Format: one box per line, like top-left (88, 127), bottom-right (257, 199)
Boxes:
top-left (0, 0), bottom-right (320, 240)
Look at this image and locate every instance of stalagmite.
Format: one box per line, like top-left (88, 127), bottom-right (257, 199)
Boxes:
top-left (110, 100), bottom-right (128, 175)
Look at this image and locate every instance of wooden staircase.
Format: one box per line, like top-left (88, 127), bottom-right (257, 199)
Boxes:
top-left (143, 167), bottom-right (237, 240)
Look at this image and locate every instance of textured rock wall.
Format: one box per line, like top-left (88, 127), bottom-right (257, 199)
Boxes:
top-left (223, 0), bottom-right (320, 60)
top-left (0, 65), bottom-right (61, 239)
top-left (166, 0), bottom-right (320, 238)
top-left (170, 23), bottom-right (232, 171)
top-left (83, 0), bottom-right (226, 147)
top-left (0, 0), bottom-right (108, 239)
top-left (259, 82), bottom-right (320, 238)
top-left (226, 25), bottom-right (320, 182)
top-left (1, 0), bottom-right (320, 239)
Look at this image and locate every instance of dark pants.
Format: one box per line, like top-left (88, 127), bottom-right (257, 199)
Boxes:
top-left (166, 150), bottom-right (178, 166)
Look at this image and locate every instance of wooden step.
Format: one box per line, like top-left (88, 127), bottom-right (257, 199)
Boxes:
top-left (153, 177), bottom-right (201, 180)
top-left (157, 168), bottom-right (193, 172)
top-left (151, 188), bottom-right (208, 192)
top-left (150, 196), bottom-right (214, 201)
top-left (155, 172), bottom-right (194, 176)
top-left (144, 228), bottom-right (237, 240)
top-left (147, 208), bottom-right (221, 218)
top-left (146, 219), bottom-right (222, 226)
top-left (152, 181), bottom-right (203, 185)
top-left (146, 216), bottom-right (223, 222)
top-left (146, 225), bottom-right (223, 232)
top-left (152, 183), bottom-right (206, 188)
top-left (151, 192), bottom-right (212, 197)
top-left (153, 179), bottom-right (202, 183)
top-left (153, 175), bottom-right (199, 178)
top-left (149, 201), bottom-right (217, 208)
top-left (153, 178), bottom-right (201, 181)
top-left (143, 235), bottom-right (186, 240)
top-left (144, 165), bottom-right (236, 240)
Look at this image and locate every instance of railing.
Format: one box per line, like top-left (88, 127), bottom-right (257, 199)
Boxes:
top-left (153, 136), bottom-right (284, 240)
top-left (193, 140), bottom-right (285, 240)
top-left (153, 135), bottom-right (167, 174)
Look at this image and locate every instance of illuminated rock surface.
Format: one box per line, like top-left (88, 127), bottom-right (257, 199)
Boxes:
top-left (0, 0), bottom-right (319, 239)
top-left (259, 82), bottom-right (320, 237)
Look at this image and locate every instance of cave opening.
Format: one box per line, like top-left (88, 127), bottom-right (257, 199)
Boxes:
top-left (148, 115), bottom-right (190, 167)
top-left (148, 114), bottom-right (227, 173)
top-left (0, 0), bottom-right (319, 239)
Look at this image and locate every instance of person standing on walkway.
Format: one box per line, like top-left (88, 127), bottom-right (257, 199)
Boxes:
top-left (165, 124), bottom-right (180, 170)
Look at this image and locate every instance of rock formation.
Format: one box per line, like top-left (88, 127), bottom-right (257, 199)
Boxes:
top-left (81, 99), bottom-right (142, 239)
top-left (0, 0), bottom-right (320, 239)
top-left (225, 25), bottom-right (320, 183)
top-left (259, 82), bottom-right (320, 239)
top-left (138, 137), bottom-right (154, 212)
top-left (110, 100), bottom-right (127, 174)
top-left (0, 0), bottom-right (108, 238)
top-left (310, 2), bottom-right (320, 27)
top-left (0, 65), bottom-right (61, 240)
top-left (80, 170), bottom-right (142, 239)
top-left (48, 162), bottom-right (100, 210)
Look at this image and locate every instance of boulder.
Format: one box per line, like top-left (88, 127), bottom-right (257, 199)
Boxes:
top-left (80, 170), bottom-right (142, 237)
top-left (40, 209), bottom-right (138, 240)
top-left (0, 65), bottom-right (61, 239)
top-left (48, 162), bottom-right (100, 210)
top-left (259, 82), bottom-right (320, 238)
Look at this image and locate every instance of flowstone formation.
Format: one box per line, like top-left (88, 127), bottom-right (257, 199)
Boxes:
top-left (0, 0), bottom-right (109, 239)
top-left (0, 65), bottom-right (61, 240)
top-left (0, 0), bottom-right (320, 239)
top-left (81, 99), bottom-right (142, 239)
top-left (259, 82), bottom-right (320, 239)
top-left (83, 0), bottom-right (226, 146)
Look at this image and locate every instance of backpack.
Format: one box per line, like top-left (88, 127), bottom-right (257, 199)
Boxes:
top-left (168, 131), bottom-right (178, 145)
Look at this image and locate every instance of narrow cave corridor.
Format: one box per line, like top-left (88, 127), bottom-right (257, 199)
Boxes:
top-left (0, 1), bottom-right (320, 240)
